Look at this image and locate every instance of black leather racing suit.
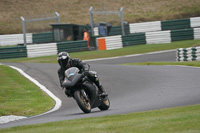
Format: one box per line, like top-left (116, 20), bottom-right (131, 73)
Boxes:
top-left (57, 58), bottom-right (102, 89)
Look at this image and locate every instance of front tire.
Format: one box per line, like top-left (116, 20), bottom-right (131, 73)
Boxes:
top-left (98, 97), bottom-right (110, 111)
top-left (74, 90), bottom-right (91, 113)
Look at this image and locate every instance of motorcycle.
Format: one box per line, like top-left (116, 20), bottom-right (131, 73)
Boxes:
top-left (62, 67), bottom-right (110, 113)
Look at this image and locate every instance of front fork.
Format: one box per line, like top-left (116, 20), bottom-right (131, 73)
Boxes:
top-left (80, 89), bottom-right (89, 102)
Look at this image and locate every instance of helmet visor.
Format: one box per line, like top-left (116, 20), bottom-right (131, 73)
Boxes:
top-left (58, 56), bottom-right (69, 68)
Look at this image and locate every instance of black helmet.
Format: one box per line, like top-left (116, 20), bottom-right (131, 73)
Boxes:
top-left (57, 52), bottom-right (70, 68)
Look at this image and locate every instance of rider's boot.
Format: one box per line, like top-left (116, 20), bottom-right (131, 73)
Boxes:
top-left (90, 71), bottom-right (108, 98)
top-left (98, 85), bottom-right (108, 98)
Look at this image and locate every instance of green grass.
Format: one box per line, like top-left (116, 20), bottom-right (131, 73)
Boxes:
top-left (0, 65), bottom-right (55, 116)
top-left (123, 61), bottom-right (200, 67)
top-left (1, 40), bottom-right (200, 63)
top-left (1, 104), bottom-right (200, 133)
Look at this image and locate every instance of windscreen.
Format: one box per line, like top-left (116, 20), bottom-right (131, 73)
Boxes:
top-left (65, 67), bottom-right (80, 80)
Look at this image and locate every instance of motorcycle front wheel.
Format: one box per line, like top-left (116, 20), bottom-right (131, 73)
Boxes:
top-left (98, 97), bottom-right (110, 111)
top-left (74, 90), bottom-right (91, 113)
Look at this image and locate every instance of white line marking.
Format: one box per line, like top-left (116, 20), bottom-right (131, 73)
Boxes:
top-left (0, 115), bottom-right (27, 124)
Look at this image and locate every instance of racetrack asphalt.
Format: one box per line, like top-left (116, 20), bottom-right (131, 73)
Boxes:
top-left (1, 50), bottom-right (200, 129)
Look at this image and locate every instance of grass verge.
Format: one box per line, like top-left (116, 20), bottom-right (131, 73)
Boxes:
top-left (1, 40), bottom-right (200, 63)
top-left (0, 104), bottom-right (200, 133)
top-left (0, 65), bottom-right (55, 116)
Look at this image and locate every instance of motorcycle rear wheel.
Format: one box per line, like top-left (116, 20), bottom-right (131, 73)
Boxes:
top-left (74, 90), bottom-right (91, 113)
top-left (98, 97), bottom-right (110, 111)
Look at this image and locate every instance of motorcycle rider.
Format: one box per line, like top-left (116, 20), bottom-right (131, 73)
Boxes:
top-left (57, 51), bottom-right (108, 98)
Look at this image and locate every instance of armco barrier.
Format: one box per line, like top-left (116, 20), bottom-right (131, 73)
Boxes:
top-left (97, 35), bottom-right (123, 50)
top-left (27, 43), bottom-right (57, 58)
top-left (0, 46), bottom-right (27, 59)
top-left (57, 40), bottom-right (89, 53)
top-left (176, 47), bottom-right (200, 61)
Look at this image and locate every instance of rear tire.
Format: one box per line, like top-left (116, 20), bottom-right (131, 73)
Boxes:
top-left (98, 97), bottom-right (110, 111)
top-left (74, 90), bottom-right (91, 113)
